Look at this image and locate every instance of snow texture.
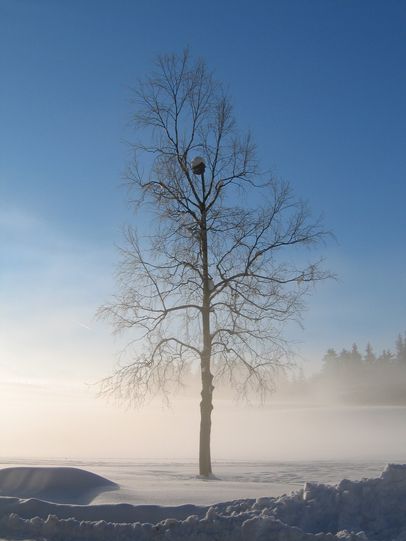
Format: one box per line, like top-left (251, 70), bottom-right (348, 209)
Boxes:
top-left (1, 464), bottom-right (406, 540)
top-left (0, 467), bottom-right (118, 504)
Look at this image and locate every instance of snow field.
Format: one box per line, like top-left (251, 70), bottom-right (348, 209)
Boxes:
top-left (1, 464), bottom-right (406, 540)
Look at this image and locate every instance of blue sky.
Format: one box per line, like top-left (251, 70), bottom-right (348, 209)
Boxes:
top-left (1, 0), bottom-right (405, 392)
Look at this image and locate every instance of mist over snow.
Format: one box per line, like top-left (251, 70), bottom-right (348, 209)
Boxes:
top-left (2, 378), bottom-right (406, 462)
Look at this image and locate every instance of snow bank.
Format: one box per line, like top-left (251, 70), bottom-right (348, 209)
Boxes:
top-left (1, 464), bottom-right (406, 540)
top-left (0, 467), bottom-right (118, 504)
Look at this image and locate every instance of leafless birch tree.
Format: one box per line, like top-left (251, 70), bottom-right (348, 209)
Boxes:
top-left (99, 51), bottom-right (330, 477)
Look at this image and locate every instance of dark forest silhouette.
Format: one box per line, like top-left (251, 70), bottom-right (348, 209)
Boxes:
top-left (177, 331), bottom-right (406, 406)
top-left (278, 331), bottom-right (406, 405)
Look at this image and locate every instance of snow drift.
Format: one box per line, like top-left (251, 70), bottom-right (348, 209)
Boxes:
top-left (0, 467), bottom-right (118, 504)
top-left (1, 464), bottom-right (406, 540)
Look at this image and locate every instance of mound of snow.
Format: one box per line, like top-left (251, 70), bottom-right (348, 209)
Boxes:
top-left (0, 467), bottom-right (118, 504)
top-left (1, 464), bottom-right (406, 540)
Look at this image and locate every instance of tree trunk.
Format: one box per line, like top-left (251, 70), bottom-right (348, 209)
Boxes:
top-left (199, 349), bottom-right (213, 477)
top-left (199, 178), bottom-right (214, 477)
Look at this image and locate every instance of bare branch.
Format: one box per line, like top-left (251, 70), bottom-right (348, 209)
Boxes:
top-left (99, 51), bottom-right (332, 474)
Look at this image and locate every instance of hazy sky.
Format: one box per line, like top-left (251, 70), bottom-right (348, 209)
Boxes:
top-left (1, 1), bottom-right (405, 458)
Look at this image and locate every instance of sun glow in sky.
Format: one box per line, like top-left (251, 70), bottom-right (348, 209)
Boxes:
top-left (1, 0), bottom-right (405, 458)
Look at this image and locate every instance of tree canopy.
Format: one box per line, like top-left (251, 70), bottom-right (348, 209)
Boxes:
top-left (99, 50), bottom-right (331, 475)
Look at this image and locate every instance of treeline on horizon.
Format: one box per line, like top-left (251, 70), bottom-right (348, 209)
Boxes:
top-left (282, 331), bottom-right (406, 405)
top-left (167, 331), bottom-right (406, 406)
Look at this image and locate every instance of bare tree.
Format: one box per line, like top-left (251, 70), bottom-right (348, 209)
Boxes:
top-left (99, 50), bottom-right (330, 477)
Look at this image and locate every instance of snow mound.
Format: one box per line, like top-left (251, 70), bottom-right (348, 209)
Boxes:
top-left (1, 464), bottom-right (406, 540)
top-left (0, 467), bottom-right (118, 504)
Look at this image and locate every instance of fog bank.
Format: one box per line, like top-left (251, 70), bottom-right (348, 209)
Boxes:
top-left (1, 381), bottom-right (406, 462)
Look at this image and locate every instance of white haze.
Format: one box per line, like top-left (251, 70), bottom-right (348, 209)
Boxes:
top-left (2, 208), bottom-right (405, 464)
top-left (1, 380), bottom-right (406, 463)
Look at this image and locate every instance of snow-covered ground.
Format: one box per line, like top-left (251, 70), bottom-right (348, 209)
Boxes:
top-left (2, 459), bottom-right (406, 540)
top-left (0, 458), bottom-right (391, 506)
